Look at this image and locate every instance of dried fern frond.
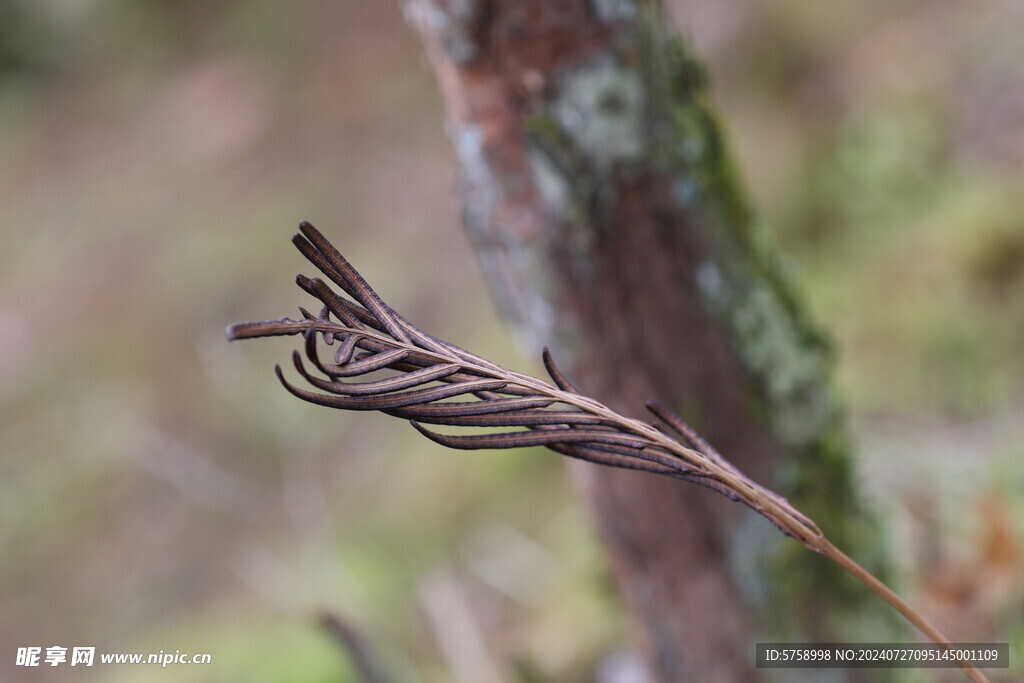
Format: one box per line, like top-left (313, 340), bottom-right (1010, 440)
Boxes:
top-left (227, 222), bottom-right (988, 683)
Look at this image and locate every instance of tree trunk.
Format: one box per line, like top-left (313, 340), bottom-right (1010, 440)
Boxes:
top-left (406, 1), bottom-right (889, 680)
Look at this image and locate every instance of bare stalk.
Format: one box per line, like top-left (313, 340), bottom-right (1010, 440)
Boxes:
top-left (818, 543), bottom-right (988, 683)
top-left (229, 222), bottom-right (990, 683)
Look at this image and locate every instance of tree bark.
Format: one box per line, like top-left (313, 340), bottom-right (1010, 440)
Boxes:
top-left (405, 1), bottom-right (888, 680)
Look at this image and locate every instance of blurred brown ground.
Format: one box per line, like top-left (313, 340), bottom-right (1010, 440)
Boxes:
top-left (1, 2), bottom-right (1021, 681)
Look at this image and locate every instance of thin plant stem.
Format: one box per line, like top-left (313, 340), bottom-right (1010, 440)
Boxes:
top-left (820, 541), bottom-right (989, 683)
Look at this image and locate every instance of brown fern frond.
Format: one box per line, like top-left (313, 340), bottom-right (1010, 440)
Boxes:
top-left (228, 222), bottom-right (819, 544)
top-left (226, 222), bottom-right (988, 683)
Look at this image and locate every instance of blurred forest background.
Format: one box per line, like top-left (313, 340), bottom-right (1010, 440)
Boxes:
top-left (1, 1), bottom-right (1022, 681)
